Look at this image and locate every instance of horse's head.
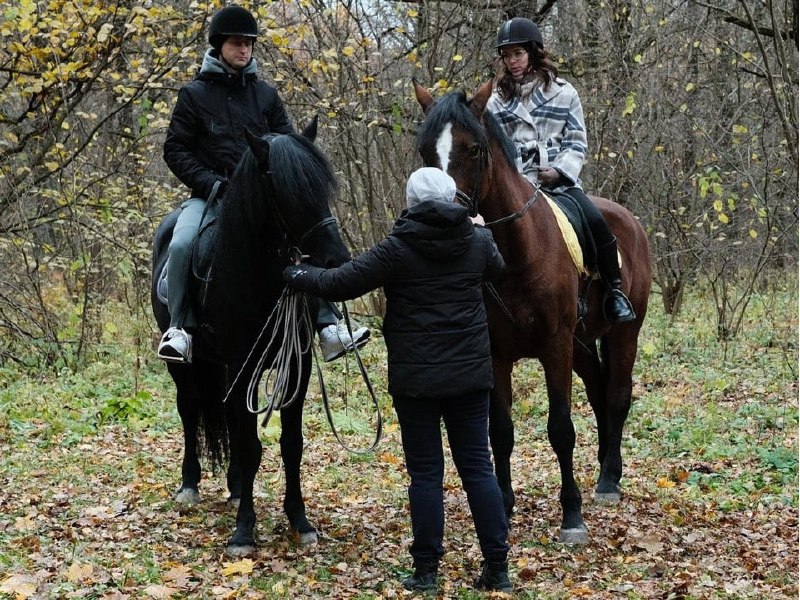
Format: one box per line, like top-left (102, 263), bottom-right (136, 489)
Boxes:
top-left (240, 119), bottom-right (350, 268)
top-left (413, 79), bottom-right (519, 216)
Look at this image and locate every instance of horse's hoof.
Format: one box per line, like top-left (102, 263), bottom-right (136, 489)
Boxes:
top-left (225, 543), bottom-right (256, 557)
top-left (559, 526), bottom-right (589, 545)
top-left (174, 487), bottom-right (201, 505)
top-left (227, 495), bottom-right (241, 508)
top-left (292, 529), bottom-right (318, 545)
top-left (594, 490), bottom-right (621, 503)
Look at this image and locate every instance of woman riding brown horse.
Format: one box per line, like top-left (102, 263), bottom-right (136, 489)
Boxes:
top-left (414, 80), bottom-right (651, 544)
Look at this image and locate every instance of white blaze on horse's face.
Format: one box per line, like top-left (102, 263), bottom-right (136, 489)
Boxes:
top-left (435, 122), bottom-right (454, 173)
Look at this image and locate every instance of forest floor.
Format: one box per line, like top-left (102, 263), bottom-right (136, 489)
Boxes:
top-left (1, 289), bottom-right (797, 599)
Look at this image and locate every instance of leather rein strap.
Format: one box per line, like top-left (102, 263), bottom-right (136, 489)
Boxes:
top-left (311, 302), bottom-right (383, 454)
top-left (483, 188), bottom-right (540, 228)
top-left (224, 288), bottom-right (383, 455)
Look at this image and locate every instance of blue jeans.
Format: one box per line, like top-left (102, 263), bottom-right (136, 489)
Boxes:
top-left (393, 390), bottom-right (509, 565)
top-left (167, 198), bottom-right (207, 329)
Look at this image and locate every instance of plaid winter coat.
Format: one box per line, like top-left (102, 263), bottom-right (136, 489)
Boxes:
top-left (487, 78), bottom-right (588, 192)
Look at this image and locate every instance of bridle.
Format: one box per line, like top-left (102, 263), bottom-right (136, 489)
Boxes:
top-left (449, 139), bottom-right (541, 228)
top-left (453, 144), bottom-right (487, 217)
top-left (260, 167), bottom-right (338, 257)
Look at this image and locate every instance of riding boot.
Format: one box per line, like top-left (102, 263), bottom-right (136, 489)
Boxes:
top-left (597, 236), bottom-right (636, 324)
top-left (474, 560), bottom-right (513, 592)
top-left (401, 561), bottom-right (438, 592)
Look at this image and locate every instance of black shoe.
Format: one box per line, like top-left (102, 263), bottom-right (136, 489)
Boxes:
top-left (402, 564), bottom-right (438, 592)
top-left (603, 288), bottom-right (636, 324)
top-left (474, 560), bottom-right (512, 593)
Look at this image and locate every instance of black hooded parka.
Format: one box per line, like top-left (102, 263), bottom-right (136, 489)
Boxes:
top-left (163, 50), bottom-right (293, 200)
top-left (286, 201), bottom-right (506, 399)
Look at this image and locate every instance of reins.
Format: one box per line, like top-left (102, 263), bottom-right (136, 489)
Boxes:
top-left (310, 301), bottom-right (383, 454)
top-left (483, 188), bottom-right (540, 228)
top-left (222, 287), bottom-right (382, 455)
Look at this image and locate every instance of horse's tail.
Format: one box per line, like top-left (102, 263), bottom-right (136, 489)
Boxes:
top-left (169, 360), bottom-right (230, 475)
top-left (198, 387), bottom-right (229, 474)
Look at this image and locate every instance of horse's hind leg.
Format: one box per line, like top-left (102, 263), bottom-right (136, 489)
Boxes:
top-left (594, 329), bottom-right (638, 501)
top-left (573, 340), bottom-right (621, 501)
top-left (280, 396), bottom-right (317, 544)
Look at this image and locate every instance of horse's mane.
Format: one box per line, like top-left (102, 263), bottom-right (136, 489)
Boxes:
top-left (482, 106), bottom-right (519, 168)
top-left (265, 133), bottom-right (337, 217)
top-left (214, 133), bottom-right (336, 253)
top-left (415, 91), bottom-right (518, 169)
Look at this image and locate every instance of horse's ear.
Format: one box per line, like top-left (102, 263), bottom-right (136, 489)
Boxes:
top-left (468, 79), bottom-right (494, 117)
top-left (413, 78), bottom-right (435, 114)
top-left (245, 128), bottom-right (270, 164)
top-left (301, 115), bottom-right (319, 141)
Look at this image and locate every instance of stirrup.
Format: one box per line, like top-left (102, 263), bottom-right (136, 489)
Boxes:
top-left (158, 327), bottom-right (192, 363)
top-left (603, 290), bottom-right (636, 324)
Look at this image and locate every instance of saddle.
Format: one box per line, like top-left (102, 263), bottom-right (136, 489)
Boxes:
top-left (542, 189), bottom-right (597, 277)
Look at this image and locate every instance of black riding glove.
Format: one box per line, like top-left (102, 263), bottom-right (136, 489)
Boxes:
top-left (283, 264), bottom-right (309, 285)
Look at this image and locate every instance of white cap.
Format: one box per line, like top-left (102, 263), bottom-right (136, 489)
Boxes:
top-left (406, 167), bottom-right (457, 208)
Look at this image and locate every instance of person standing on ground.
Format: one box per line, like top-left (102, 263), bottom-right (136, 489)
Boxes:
top-left (283, 167), bottom-right (513, 593)
top-left (157, 4), bottom-right (368, 363)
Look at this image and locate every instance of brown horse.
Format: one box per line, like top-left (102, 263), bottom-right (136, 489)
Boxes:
top-left (413, 80), bottom-right (651, 544)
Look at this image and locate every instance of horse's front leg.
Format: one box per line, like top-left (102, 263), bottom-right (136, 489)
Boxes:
top-left (226, 398), bottom-right (261, 556)
top-left (280, 392), bottom-right (317, 544)
top-left (170, 364), bottom-right (202, 505)
top-left (225, 399), bottom-right (242, 506)
top-left (541, 340), bottom-right (588, 544)
top-left (489, 358), bottom-right (515, 518)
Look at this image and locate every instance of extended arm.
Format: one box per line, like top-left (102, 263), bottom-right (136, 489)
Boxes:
top-left (284, 238), bottom-right (398, 300)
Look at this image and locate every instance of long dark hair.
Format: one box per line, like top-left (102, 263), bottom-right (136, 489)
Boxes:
top-left (494, 44), bottom-right (560, 101)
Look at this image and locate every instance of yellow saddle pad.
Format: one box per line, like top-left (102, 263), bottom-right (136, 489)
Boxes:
top-left (544, 193), bottom-right (588, 276)
top-left (543, 193), bottom-right (623, 278)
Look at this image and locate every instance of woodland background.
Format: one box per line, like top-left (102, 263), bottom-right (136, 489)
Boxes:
top-left (0, 0), bottom-right (797, 370)
top-left (0, 1), bottom-right (798, 599)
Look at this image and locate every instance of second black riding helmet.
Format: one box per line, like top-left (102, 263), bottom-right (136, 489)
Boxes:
top-left (208, 5), bottom-right (259, 50)
top-left (495, 17), bottom-right (543, 51)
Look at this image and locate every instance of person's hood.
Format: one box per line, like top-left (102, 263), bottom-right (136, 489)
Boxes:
top-left (391, 201), bottom-right (473, 261)
top-left (197, 49), bottom-right (258, 85)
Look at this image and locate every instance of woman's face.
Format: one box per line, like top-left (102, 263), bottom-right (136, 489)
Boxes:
top-left (499, 44), bottom-right (529, 80)
top-left (221, 36), bottom-right (254, 70)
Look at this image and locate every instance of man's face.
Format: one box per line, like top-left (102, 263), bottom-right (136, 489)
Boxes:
top-left (221, 36), bottom-right (254, 70)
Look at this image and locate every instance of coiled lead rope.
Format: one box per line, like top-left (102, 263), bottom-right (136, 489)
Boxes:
top-left (223, 288), bottom-right (382, 454)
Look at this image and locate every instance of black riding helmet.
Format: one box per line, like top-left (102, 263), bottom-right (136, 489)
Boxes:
top-left (495, 17), bottom-right (543, 53)
top-left (208, 5), bottom-right (258, 51)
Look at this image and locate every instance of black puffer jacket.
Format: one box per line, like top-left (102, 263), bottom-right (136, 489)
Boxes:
top-left (163, 50), bottom-right (293, 200)
top-left (287, 201), bottom-right (505, 398)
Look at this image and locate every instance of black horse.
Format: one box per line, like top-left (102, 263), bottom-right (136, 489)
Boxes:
top-left (150, 119), bottom-right (350, 555)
